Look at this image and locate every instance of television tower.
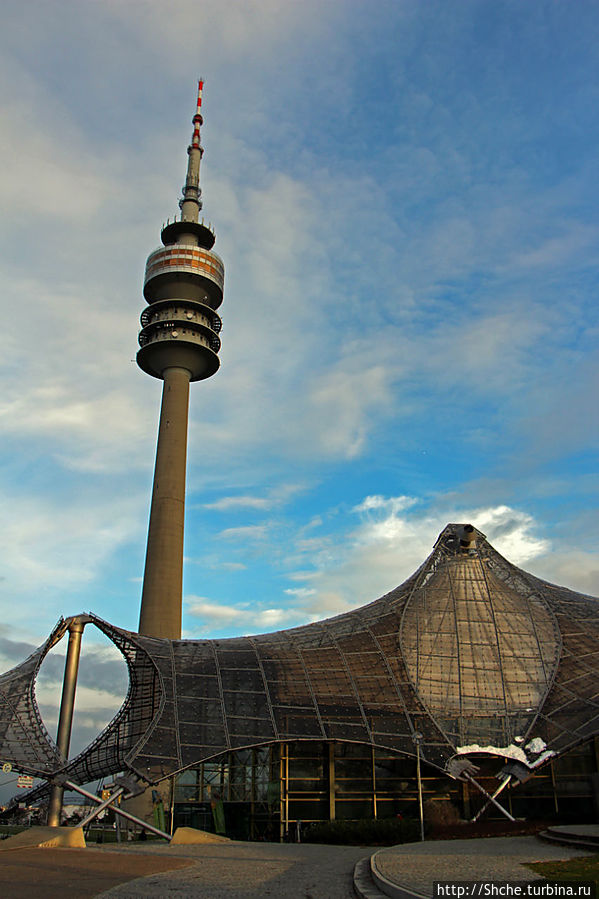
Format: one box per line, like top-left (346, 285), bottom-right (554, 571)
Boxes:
top-left (137, 81), bottom-right (224, 639)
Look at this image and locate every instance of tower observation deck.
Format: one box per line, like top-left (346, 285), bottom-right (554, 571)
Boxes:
top-left (137, 81), bottom-right (224, 639)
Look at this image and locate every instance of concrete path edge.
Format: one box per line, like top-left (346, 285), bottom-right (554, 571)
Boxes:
top-left (354, 856), bottom-right (387, 899)
top-left (370, 852), bottom-right (428, 899)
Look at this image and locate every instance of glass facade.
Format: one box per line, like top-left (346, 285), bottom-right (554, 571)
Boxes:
top-left (174, 746), bottom-right (279, 840)
top-left (173, 737), bottom-right (599, 838)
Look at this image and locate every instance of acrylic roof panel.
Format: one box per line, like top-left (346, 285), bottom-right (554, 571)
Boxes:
top-left (1, 524), bottom-right (598, 802)
top-left (400, 555), bottom-right (561, 744)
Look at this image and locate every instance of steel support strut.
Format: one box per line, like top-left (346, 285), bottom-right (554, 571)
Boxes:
top-left (471, 775), bottom-right (512, 822)
top-left (77, 786), bottom-right (125, 829)
top-left (464, 771), bottom-right (515, 822)
top-left (47, 617), bottom-right (87, 827)
top-left (65, 780), bottom-right (172, 841)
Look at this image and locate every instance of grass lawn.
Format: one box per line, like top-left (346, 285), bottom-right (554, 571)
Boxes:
top-left (525, 854), bottom-right (599, 885)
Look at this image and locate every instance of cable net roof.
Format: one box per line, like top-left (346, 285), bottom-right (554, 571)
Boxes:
top-left (400, 554), bottom-right (561, 746)
top-left (1, 524), bottom-right (598, 800)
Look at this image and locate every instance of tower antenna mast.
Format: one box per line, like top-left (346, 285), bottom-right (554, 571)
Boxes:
top-left (180, 79), bottom-right (204, 223)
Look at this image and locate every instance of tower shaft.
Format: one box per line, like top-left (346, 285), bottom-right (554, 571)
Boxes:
top-left (137, 81), bottom-right (224, 641)
top-left (139, 367), bottom-right (190, 639)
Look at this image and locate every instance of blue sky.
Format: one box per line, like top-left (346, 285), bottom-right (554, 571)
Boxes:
top-left (0, 0), bottom-right (598, 787)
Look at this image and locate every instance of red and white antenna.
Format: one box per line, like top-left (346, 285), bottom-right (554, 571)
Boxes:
top-left (181, 78), bottom-right (205, 220)
top-left (192, 78), bottom-right (203, 149)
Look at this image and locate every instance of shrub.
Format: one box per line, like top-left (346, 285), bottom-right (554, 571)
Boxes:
top-left (302, 816), bottom-right (422, 845)
top-left (423, 798), bottom-right (462, 827)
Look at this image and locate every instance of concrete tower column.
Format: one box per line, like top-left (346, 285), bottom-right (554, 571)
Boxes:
top-left (139, 366), bottom-right (191, 639)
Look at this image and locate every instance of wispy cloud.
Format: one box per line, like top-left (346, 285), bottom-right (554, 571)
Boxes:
top-left (274, 499), bottom-right (559, 627)
top-left (201, 483), bottom-right (304, 511)
top-left (185, 596), bottom-right (299, 636)
top-left (219, 524), bottom-right (272, 542)
top-left (183, 495), bottom-right (564, 639)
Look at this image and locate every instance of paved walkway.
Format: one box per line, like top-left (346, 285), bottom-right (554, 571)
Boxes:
top-left (371, 834), bottom-right (595, 898)
top-left (1, 831), bottom-right (596, 899)
top-left (94, 841), bottom-right (376, 898)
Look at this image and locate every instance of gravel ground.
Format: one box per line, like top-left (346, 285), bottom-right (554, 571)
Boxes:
top-left (373, 835), bottom-right (592, 896)
top-left (95, 841), bottom-right (379, 899)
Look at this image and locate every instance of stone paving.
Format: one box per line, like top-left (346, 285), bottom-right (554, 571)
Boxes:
top-left (0, 831), bottom-right (595, 898)
top-left (95, 840), bottom-right (378, 898)
top-left (372, 835), bottom-right (593, 898)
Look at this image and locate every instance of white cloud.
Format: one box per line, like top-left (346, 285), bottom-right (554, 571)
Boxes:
top-left (306, 363), bottom-right (393, 459)
top-left (278, 498), bottom-right (555, 625)
top-left (258, 608), bottom-right (291, 628)
top-left (107, 0), bottom-right (338, 64)
top-left (219, 524), bottom-right (271, 541)
top-left (513, 224), bottom-right (599, 270)
top-left (185, 596), bottom-right (299, 635)
top-left (203, 495), bottom-right (275, 511)
top-left (0, 377), bottom-right (151, 475)
top-left (353, 495), bottom-right (418, 515)
top-left (33, 631), bottom-right (129, 760)
top-left (534, 550), bottom-right (599, 596)
top-left (462, 505), bottom-right (550, 563)
top-left (0, 85), bottom-right (156, 474)
top-left (201, 483), bottom-right (304, 511)
top-left (0, 488), bottom-right (144, 603)
top-left (186, 599), bottom-right (242, 623)
top-left (0, 60), bottom-right (113, 225)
